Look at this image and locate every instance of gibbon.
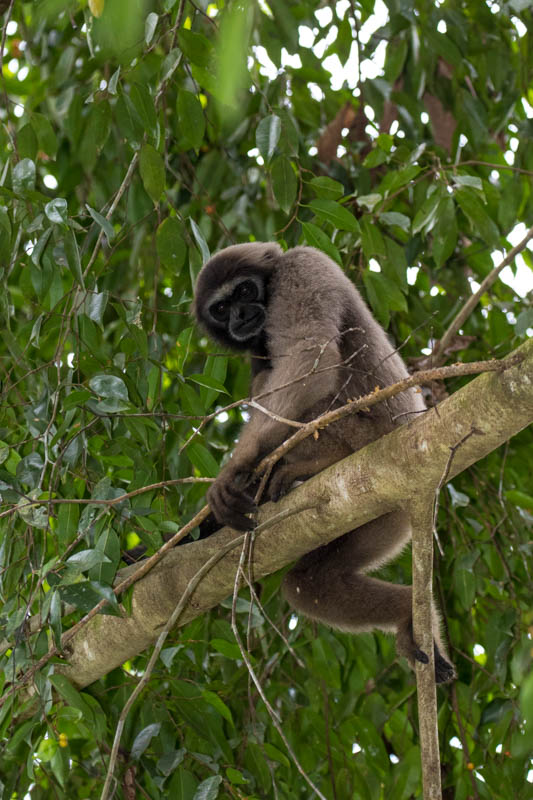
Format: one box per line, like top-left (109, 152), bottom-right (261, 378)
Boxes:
top-left (194, 242), bottom-right (454, 682)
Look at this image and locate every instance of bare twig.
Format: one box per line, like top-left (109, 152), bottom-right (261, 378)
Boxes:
top-left (255, 355), bottom-right (520, 478)
top-left (231, 536), bottom-right (327, 800)
top-left (100, 532), bottom-right (247, 800)
top-left (0, 477), bottom-right (212, 521)
top-left (431, 223), bottom-right (533, 365)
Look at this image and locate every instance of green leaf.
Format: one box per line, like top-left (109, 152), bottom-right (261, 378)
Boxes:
top-left (176, 91), bottom-right (205, 150)
top-left (360, 216), bottom-right (386, 258)
top-left (80, 290), bottom-right (108, 327)
top-left (139, 144), bottom-right (166, 204)
top-left (156, 217), bottom-right (187, 270)
top-left (108, 66), bottom-right (121, 94)
top-left (384, 37), bottom-right (408, 82)
top-left (216, 0), bottom-right (253, 109)
top-left (357, 193), bottom-right (382, 212)
top-left (63, 389), bottom-right (92, 410)
top-left (49, 590), bottom-right (62, 648)
top-left (49, 674), bottom-right (94, 717)
top-left (58, 581), bottom-right (113, 613)
top-left (187, 441), bottom-right (220, 478)
top-left (130, 83), bottom-right (158, 140)
top-left (256, 115), bottom-right (281, 163)
top-left (432, 197), bottom-right (458, 267)
top-left (31, 113), bottom-right (58, 157)
top-left (515, 309), bottom-right (533, 336)
top-left (188, 373), bottom-right (229, 394)
top-left (263, 742), bottom-right (291, 768)
top-left (157, 748), bottom-right (185, 776)
top-left (379, 211), bottom-right (410, 232)
top-left (386, 164), bottom-right (421, 193)
top-left (85, 205), bottom-right (115, 243)
top-left (363, 148), bottom-right (388, 168)
top-left (308, 176), bottom-right (344, 199)
top-left (31, 228), bottom-right (53, 267)
top-left (189, 218), bottom-right (210, 263)
top-left (412, 189), bottom-right (441, 235)
top-left (12, 158), bottom-right (36, 193)
top-left (17, 452), bottom-right (44, 488)
top-left (0, 440), bottom-right (9, 465)
top-left (309, 199), bottom-right (359, 233)
top-left (64, 228), bottom-right (84, 285)
top-left (144, 11), bottom-right (158, 45)
top-left (17, 491), bottom-right (48, 529)
top-left (79, 100), bottom-right (111, 171)
top-left (193, 775), bottom-right (222, 800)
top-left (363, 271), bottom-right (407, 327)
top-left (425, 28), bottom-right (463, 67)
top-left (115, 92), bottom-right (144, 144)
top-left (131, 723), bottom-right (161, 760)
top-left (452, 174), bottom-right (483, 191)
top-left (178, 29), bottom-right (213, 67)
top-left (210, 638), bottom-right (242, 659)
top-left (57, 502), bottom-right (79, 546)
top-left (202, 690), bottom-right (234, 725)
top-left (18, 123), bottom-right (38, 160)
top-left (271, 156), bottom-right (297, 213)
top-left (505, 490), bottom-right (533, 511)
top-left (66, 549), bottom-right (111, 572)
top-left (198, 354), bottom-right (228, 407)
top-left (89, 374), bottom-right (129, 402)
top-left (455, 187), bottom-right (500, 245)
top-left (225, 767), bottom-right (248, 785)
top-left (301, 221), bottom-right (341, 264)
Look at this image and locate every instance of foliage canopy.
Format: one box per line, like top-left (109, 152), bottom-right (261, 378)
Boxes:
top-left (0, 0), bottom-right (533, 798)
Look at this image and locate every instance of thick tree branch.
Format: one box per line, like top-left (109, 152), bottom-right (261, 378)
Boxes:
top-left (38, 336), bottom-right (533, 690)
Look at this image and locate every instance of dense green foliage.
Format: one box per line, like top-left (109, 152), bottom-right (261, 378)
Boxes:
top-left (1, 0), bottom-right (533, 797)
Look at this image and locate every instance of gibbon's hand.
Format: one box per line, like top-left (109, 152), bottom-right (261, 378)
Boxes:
top-left (207, 463), bottom-right (257, 531)
top-left (265, 465), bottom-right (295, 504)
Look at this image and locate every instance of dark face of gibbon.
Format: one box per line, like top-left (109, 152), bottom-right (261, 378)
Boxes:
top-left (195, 272), bottom-right (269, 352)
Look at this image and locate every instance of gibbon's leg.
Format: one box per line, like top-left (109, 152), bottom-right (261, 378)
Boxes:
top-left (283, 511), bottom-right (455, 683)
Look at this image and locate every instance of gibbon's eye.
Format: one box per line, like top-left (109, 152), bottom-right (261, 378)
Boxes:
top-left (233, 280), bottom-right (258, 303)
top-left (210, 300), bottom-right (231, 322)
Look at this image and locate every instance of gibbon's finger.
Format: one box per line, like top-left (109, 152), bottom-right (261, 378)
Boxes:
top-left (207, 484), bottom-right (256, 531)
top-left (414, 648), bottom-right (430, 664)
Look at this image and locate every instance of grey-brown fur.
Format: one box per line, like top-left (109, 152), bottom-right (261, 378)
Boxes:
top-left (194, 242), bottom-right (455, 682)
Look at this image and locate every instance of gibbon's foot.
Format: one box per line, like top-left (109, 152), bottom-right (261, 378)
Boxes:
top-left (413, 643), bottom-right (456, 683)
top-left (434, 643), bottom-right (456, 684)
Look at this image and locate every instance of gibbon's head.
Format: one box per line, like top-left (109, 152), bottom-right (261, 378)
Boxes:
top-left (194, 242), bottom-right (282, 351)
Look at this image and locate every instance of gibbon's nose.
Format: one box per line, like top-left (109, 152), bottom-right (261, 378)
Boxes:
top-left (238, 304), bottom-right (258, 323)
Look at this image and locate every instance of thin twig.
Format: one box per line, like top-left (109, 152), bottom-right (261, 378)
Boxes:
top-left (431, 222), bottom-right (533, 364)
top-left (0, 477), bottom-right (212, 520)
top-left (432, 427), bottom-right (479, 555)
top-left (255, 354), bottom-right (521, 479)
top-left (231, 537), bottom-right (327, 800)
top-left (100, 533), bottom-right (247, 800)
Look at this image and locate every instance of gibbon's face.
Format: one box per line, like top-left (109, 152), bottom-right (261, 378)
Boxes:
top-left (205, 274), bottom-right (267, 345)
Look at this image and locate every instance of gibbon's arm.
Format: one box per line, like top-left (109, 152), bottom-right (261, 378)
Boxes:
top-left (232, 288), bottom-right (344, 467)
